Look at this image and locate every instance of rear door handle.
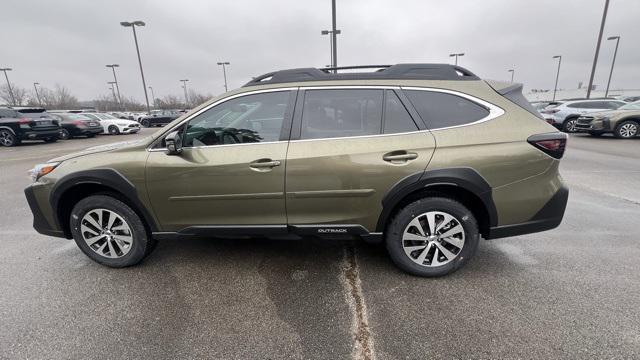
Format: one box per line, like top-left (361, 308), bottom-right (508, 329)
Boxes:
top-left (383, 152), bottom-right (418, 162)
top-left (249, 159), bottom-right (281, 170)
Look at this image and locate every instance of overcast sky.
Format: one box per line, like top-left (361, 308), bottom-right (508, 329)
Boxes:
top-left (1, 0), bottom-right (638, 102)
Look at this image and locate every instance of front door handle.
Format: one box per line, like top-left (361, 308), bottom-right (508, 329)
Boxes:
top-left (249, 159), bottom-right (281, 171)
top-left (383, 152), bottom-right (418, 163)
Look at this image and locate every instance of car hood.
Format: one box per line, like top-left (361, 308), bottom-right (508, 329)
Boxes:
top-left (586, 109), bottom-right (640, 118)
top-left (48, 136), bottom-right (152, 163)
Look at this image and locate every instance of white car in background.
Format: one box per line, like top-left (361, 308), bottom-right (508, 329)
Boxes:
top-left (541, 99), bottom-right (626, 132)
top-left (81, 113), bottom-right (141, 135)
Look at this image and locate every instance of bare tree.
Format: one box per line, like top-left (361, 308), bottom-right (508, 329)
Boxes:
top-left (188, 89), bottom-right (212, 108)
top-left (155, 94), bottom-right (184, 110)
top-left (50, 84), bottom-right (79, 109)
top-left (0, 83), bottom-right (28, 106)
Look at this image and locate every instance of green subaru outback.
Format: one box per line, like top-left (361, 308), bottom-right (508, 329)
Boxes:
top-left (24, 64), bottom-right (568, 277)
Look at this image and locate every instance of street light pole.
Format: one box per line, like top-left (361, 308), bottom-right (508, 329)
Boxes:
top-left (586, 0), bottom-right (610, 99)
top-left (33, 82), bottom-right (42, 106)
top-left (108, 82), bottom-right (118, 108)
top-left (148, 86), bottom-right (156, 108)
top-left (217, 62), bottom-right (230, 92)
top-left (321, 30), bottom-right (341, 71)
top-left (508, 69), bottom-right (515, 83)
top-left (331, 0), bottom-right (338, 70)
top-left (106, 64), bottom-right (123, 108)
top-left (552, 55), bottom-right (562, 101)
top-left (604, 36), bottom-right (620, 98)
top-left (180, 79), bottom-right (189, 107)
top-left (0, 68), bottom-right (16, 105)
top-left (449, 53), bottom-right (465, 66)
top-left (120, 21), bottom-right (151, 113)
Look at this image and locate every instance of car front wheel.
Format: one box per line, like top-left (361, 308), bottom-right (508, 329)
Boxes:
top-left (58, 128), bottom-right (70, 140)
top-left (614, 121), bottom-right (638, 139)
top-left (141, 120), bottom-right (150, 127)
top-left (385, 197), bottom-right (479, 277)
top-left (108, 125), bottom-right (120, 135)
top-left (0, 129), bottom-right (18, 147)
top-left (70, 195), bottom-right (156, 267)
top-left (562, 117), bottom-right (578, 133)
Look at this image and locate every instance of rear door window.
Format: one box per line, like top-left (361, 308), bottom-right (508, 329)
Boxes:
top-left (383, 90), bottom-right (418, 134)
top-left (300, 89), bottom-right (383, 140)
top-left (404, 90), bottom-right (489, 129)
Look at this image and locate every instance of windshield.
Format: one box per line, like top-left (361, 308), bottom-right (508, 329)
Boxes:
top-left (619, 102), bottom-right (640, 110)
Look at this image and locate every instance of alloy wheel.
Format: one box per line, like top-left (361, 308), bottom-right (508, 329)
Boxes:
top-left (565, 119), bottom-right (577, 133)
top-left (402, 211), bottom-right (465, 267)
top-left (619, 123), bottom-right (638, 138)
top-left (0, 130), bottom-right (15, 146)
top-left (80, 208), bottom-right (134, 259)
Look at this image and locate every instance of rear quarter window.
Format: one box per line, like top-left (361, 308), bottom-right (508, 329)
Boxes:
top-left (404, 90), bottom-right (489, 129)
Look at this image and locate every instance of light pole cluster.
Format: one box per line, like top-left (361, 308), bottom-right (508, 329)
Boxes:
top-left (105, 64), bottom-right (122, 108)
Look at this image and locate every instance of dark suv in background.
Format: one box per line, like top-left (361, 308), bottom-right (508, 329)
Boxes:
top-left (0, 107), bottom-right (61, 147)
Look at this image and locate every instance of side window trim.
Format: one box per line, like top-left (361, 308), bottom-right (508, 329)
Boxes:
top-left (399, 86), bottom-right (504, 131)
top-left (149, 88), bottom-right (297, 150)
top-left (391, 89), bottom-right (427, 131)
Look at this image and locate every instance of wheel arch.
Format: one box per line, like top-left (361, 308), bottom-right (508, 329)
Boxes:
top-left (0, 126), bottom-right (16, 135)
top-left (50, 169), bottom-right (158, 238)
top-left (376, 168), bottom-right (497, 238)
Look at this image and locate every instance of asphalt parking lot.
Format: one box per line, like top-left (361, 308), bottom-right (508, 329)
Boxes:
top-left (1, 130), bottom-right (639, 359)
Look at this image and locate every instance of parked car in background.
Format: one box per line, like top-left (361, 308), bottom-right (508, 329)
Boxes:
top-left (530, 101), bottom-right (563, 112)
top-left (138, 110), bottom-right (179, 127)
top-left (49, 113), bottom-right (104, 139)
top-left (541, 99), bottom-right (626, 132)
top-left (575, 101), bottom-right (640, 138)
top-left (0, 107), bottom-right (61, 147)
top-left (81, 113), bottom-right (141, 135)
top-left (621, 96), bottom-right (640, 103)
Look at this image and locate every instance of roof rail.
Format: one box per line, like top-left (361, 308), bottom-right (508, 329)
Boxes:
top-left (243, 63), bottom-right (480, 87)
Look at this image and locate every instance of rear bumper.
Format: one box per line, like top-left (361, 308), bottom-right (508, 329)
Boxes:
top-left (19, 129), bottom-right (60, 140)
top-left (75, 128), bottom-right (103, 136)
top-left (486, 184), bottom-right (569, 239)
top-left (24, 185), bottom-right (65, 238)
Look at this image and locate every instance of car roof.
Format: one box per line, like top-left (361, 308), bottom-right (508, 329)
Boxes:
top-left (243, 64), bottom-right (480, 87)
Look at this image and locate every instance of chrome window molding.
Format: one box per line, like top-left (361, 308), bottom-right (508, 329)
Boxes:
top-left (400, 86), bottom-right (505, 131)
top-left (148, 84), bottom-right (505, 151)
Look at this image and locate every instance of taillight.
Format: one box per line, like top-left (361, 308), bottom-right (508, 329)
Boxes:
top-left (73, 120), bottom-right (85, 126)
top-left (18, 118), bottom-right (31, 124)
top-left (542, 109), bottom-right (560, 114)
top-left (527, 133), bottom-right (567, 159)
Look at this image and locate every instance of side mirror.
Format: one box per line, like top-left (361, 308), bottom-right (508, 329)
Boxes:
top-left (165, 131), bottom-right (183, 155)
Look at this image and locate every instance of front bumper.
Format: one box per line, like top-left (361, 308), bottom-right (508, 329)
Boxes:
top-left (487, 184), bottom-right (569, 239)
top-left (24, 185), bottom-right (65, 238)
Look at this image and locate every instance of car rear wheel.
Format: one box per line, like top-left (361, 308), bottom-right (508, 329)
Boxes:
top-left (385, 197), bottom-right (479, 277)
top-left (562, 117), bottom-right (578, 133)
top-left (614, 121), bottom-right (638, 139)
top-left (70, 195), bottom-right (156, 267)
top-left (58, 128), bottom-right (70, 140)
top-left (108, 125), bottom-right (120, 135)
top-left (141, 120), bottom-right (150, 127)
top-left (0, 129), bottom-right (18, 147)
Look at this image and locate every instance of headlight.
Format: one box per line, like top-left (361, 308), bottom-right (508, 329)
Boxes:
top-left (29, 162), bottom-right (60, 182)
top-left (117, 123), bottom-right (128, 126)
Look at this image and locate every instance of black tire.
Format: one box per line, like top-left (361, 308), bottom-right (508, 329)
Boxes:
top-left (0, 129), bottom-right (18, 147)
top-left (385, 197), bottom-right (479, 277)
top-left (614, 120), bottom-right (639, 139)
top-left (70, 195), bottom-right (155, 267)
top-left (562, 117), bottom-right (578, 133)
top-left (58, 128), bottom-right (71, 140)
top-left (108, 125), bottom-right (120, 135)
top-left (141, 120), bottom-right (150, 128)
top-left (588, 131), bottom-right (603, 137)
top-left (44, 137), bottom-right (58, 143)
